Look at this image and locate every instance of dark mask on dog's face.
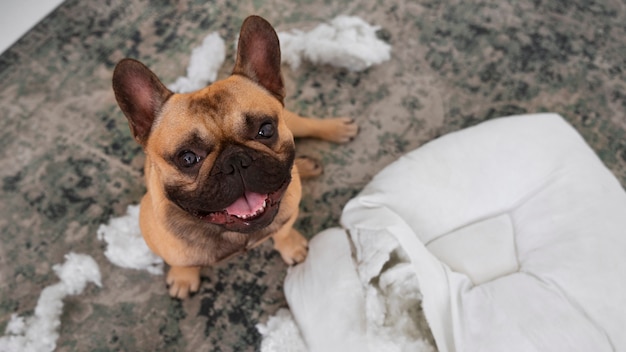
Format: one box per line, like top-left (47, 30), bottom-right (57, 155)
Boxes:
top-left (158, 98), bottom-right (296, 233)
top-left (164, 144), bottom-right (294, 233)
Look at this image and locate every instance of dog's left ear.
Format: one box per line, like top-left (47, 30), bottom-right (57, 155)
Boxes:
top-left (233, 16), bottom-right (284, 104)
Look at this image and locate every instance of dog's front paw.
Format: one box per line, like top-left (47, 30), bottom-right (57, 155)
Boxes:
top-left (319, 117), bottom-right (359, 144)
top-left (295, 156), bottom-right (323, 179)
top-left (166, 266), bottom-right (201, 299)
top-left (274, 229), bottom-right (308, 265)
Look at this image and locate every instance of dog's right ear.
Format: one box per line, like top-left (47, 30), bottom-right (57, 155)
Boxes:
top-left (112, 58), bottom-right (173, 146)
top-left (233, 16), bottom-right (285, 104)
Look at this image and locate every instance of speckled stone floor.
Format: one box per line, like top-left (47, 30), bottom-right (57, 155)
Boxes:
top-left (1, 0), bottom-right (625, 350)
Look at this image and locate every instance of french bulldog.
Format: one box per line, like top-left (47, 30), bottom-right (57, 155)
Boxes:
top-left (112, 15), bottom-right (358, 299)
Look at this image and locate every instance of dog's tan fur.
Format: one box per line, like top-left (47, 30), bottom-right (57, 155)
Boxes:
top-left (112, 16), bottom-right (357, 299)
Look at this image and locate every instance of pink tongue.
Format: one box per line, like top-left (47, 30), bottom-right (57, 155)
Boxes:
top-left (225, 191), bottom-right (267, 217)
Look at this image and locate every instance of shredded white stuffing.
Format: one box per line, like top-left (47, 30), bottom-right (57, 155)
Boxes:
top-left (364, 262), bottom-right (434, 352)
top-left (355, 231), bottom-right (434, 352)
top-left (165, 17), bottom-right (391, 91)
top-left (168, 32), bottom-right (226, 93)
top-left (96, 204), bottom-right (163, 275)
top-left (0, 253), bottom-right (101, 352)
top-left (256, 308), bottom-right (308, 352)
top-left (167, 16), bottom-right (391, 91)
top-left (278, 16), bottom-right (391, 72)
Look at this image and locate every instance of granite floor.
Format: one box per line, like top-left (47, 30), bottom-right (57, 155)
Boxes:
top-left (1, 0), bottom-right (626, 350)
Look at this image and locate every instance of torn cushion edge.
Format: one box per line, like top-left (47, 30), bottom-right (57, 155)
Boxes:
top-left (283, 227), bottom-right (435, 352)
top-left (284, 113), bottom-right (626, 352)
top-left (283, 228), bottom-right (368, 352)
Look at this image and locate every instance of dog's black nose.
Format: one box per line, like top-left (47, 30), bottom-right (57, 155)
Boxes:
top-left (228, 153), bottom-right (252, 171)
top-left (219, 148), bottom-right (253, 175)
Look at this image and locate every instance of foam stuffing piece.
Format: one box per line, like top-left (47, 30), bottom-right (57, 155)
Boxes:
top-left (256, 308), bottom-right (308, 352)
top-left (168, 32), bottom-right (226, 93)
top-left (0, 253), bottom-right (101, 352)
top-left (278, 16), bottom-right (391, 72)
top-left (97, 204), bottom-right (163, 275)
top-left (280, 113), bottom-right (626, 352)
top-left (168, 16), bottom-right (390, 93)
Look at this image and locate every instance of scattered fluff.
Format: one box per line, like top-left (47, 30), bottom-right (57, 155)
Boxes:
top-left (168, 32), bottom-right (226, 93)
top-left (363, 261), bottom-right (435, 352)
top-left (0, 253), bottom-right (101, 352)
top-left (278, 16), bottom-right (391, 71)
top-left (349, 231), bottom-right (433, 350)
top-left (96, 204), bottom-right (163, 275)
top-left (167, 16), bottom-right (390, 93)
top-left (256, 309), bottom-right (308, 352)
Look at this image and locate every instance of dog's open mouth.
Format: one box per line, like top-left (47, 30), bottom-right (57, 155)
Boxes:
top-left (195, 180), bottom-right (289, 232)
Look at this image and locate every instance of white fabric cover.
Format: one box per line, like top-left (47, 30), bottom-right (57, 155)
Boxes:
top-left (284, 228), bottom-right (372, 352)
top-left (284, 113), bottom-right (626, 352)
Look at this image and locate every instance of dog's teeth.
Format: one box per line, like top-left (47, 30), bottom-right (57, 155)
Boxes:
top-left (230, 197), bottom-right (270, 221)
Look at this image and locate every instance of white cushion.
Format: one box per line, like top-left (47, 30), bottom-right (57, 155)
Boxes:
top-left (426, 213), bottom-right (518, 285)
top-left (283, 228), bottom-right (370, 352)
top-left (284, 113), bottom-right (626, 352)
top-left (341, 113), bottom-right (626, 351)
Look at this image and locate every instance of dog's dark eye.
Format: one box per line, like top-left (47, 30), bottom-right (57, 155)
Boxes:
top-left (179, 151), bottom-right (201, 168)
top-left (257, 122), bottom-right (275, 139)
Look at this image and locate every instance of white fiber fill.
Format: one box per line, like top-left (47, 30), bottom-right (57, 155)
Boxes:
top-left (0, 253), bottom-right (101, 352)
top-left (278, 16), bottom-right (391, 72)
top-left (256, 308), bottom-right (307, 352)
top-left (168, 32), bottom-right (226, 93)
top-left (168, 16), bottom-right (390, 95)
top-left (96, 204), bottom-right (163, 275)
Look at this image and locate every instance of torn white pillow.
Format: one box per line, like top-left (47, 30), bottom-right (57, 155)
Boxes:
top-left (342, 113), bottom-right (626, 351)
top-left (279, 113), bottom-right (626, 352)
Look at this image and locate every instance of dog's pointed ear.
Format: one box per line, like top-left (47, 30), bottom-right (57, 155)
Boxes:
top-left (112, 58), bottom-right (173, 146)
top-left (232, 16), bottom-right (285, 104)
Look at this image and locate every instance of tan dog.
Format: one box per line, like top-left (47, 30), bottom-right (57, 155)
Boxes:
top-left (112, 16), bottom-right (357, 299)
